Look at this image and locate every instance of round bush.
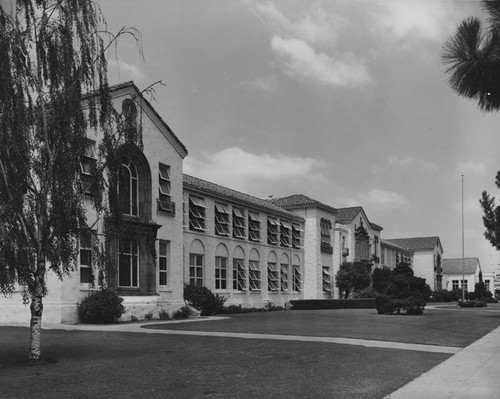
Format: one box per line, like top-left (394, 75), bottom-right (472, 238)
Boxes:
top-left (184, 283), bottom-right (227, 316)
top-left (77, 289), bottom-right (125, 323)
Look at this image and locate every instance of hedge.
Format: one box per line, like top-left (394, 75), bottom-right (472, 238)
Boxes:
top-left (290, 299), bottom-right (375, 310)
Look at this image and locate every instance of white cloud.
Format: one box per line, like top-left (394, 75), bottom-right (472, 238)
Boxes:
top-left (370, 0), bottom-right (457, 42)
top-left (388, 155), bottom-right (437, 170)
top-left (184, 147), bottom-right (329, 193)
top-left (458, 161), bottom-right (487, 175)
top-left (271, 36), bottom-right (371, 87)
top-left (108, 60), bottom-right (145, 82)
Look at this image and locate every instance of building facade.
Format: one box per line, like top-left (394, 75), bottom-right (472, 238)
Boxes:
top-left (380, 239), bottom-right (413, 269)
top-left (442, 257), bottom-right (495, 295)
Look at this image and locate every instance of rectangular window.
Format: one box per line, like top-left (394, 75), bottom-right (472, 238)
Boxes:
top-left (452, 280), bottom-right (459, 290)
top-left (158, 163), bottom-right (174, 214)
top-left (485, 280), bottom-right (490, 291)
top-left (322, 266), bottom-right (332, 292)
top-left (292, 265), bottom-right (301, 292)
top-left (267, 217), bottom-right (279, 245)
top-left (80, 139), bottom-right (97, 195)
top-left (248, 260), bottom-right (261, 290)
top-left (118, 239), bottom-right (139, 288)
top-left (292, 223), bottom-right (302, 249)
top-left (267, 262), bottom-right (279, 291)
top-left (189, 253), bottom-right (204, 286)
top-left (248, 212), bottom-right (261, 242)
top-left (280, 263), bottom-right (288, 291)
top-left (79, 230), bottom-right (95, 284)
top-left (215, 203), bottom-right (230, 237)
top-left (232, 208), bottom-right (246, 240)
top-left (280, 221), bottom-right (291, 247)
top-left (189, 196), bottom-right (207, 232)
top-left (233, 259), bottom-right (247, 291)
top-left (461, 280), bottom-right (468, 291)
top-left (158, 240), bottom-right (169, 286)
top-left (215, 256), bottom-right (227, 290)
top-left (320, 219), bottom-right (333, 253)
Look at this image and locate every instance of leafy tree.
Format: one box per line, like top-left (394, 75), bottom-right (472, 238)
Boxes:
top-left (442, 1), bottom-right (500, 248)
top-left (372, 266), bottom-right (392, 293)
top-left (0, 0), bottom-right (138, 361)
top-left (335, 262), bottom-right (371, 299)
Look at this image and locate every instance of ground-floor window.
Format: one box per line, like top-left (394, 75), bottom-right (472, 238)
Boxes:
top-left (452, 280), bottom-right (459, 290)
top-left (280, 263), bottom-right (288, 291)
top-left (79, 230), bottom-right (95, 284)
top-left (158, 240), bottom-right (169, 286)
top-left (461, 279), bottom-right (468, 291)
top-left (189, 253), bottom-right (204, 286)
top-left (268, 262), bottom-right (279, 291)
top-left (292, 265), bottom-right (301, 292)
top-left (215, 256), bottom-right (227, 290)
top-left (248, 260), bottom-right (261, 290)
top-left (118, 239), bottom-right (139, 287)
top-left (233, 258), bottom-right (247, 291)
top-left (322, 266), bottom-right (332, 292)
top-left (485, 280), bottom-right (490, 291)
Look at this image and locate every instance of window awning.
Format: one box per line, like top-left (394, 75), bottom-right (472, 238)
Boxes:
top-left (190, 196), bottom-right (206, 208)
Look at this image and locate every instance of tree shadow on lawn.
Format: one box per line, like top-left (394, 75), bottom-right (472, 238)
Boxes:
top-left (145, 307), bottom-right (500, 348)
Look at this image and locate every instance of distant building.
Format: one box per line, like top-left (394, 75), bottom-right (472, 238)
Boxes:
top-left (380, 239), bottom-right (413, 269)
top-left (442, 257), bottom-right (495, 295)
top-left (385, 237), bottom-right (443, 291)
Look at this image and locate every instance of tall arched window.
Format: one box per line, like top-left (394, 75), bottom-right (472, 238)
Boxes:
top-left (119, 156), bottom-right (139, 216)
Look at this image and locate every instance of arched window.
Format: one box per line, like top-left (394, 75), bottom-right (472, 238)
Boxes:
top-left (119, 156), bottom-right (139, 216)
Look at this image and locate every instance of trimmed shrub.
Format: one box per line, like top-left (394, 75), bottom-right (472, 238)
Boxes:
top-left (158, 309), bottom-right (170, 320)
top-left (291, 299), bottom-right (375, 310)
top-left (77, 289), bottom-right (125, 324)
top-left (172, 306), bottom-right (191, 319)
top-left (458, 300), bottom-right (487, 308)
top-left (184, 283), bottom-right (227, 316)
top-left (375, 294), bottom-right (393, 314)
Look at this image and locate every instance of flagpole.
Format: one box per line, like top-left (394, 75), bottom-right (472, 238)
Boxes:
top-left (462, 174), bottom-right (465, 302)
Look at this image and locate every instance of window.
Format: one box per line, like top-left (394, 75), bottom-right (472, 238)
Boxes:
top-left (485, 280), bottom-right (490, 291)
top-left (79, 230), bottom-right (95, 284)
top-left (267, 262), bottom-right (279, 291)
top-left (119, 157), bottom-right (139, 216)
top-left (320, 218), bottom-right (333, 253)
top-left (233, 259), bottom-right (247, 291)
top-left (248, 213), bottom-right (261, 242)
top-left (280, 221), bottom-right (291, 247)
top-left (80, 140), bottom-right (97, 195)
top-left (292, 223), bottom-right (302, 249)
top-left (118, 239), bottom-right (139, 287)
top-left (248, 260), bottom-right (261, 290)
top-left (189, 253), bottom-right (204, 286)
top-left (232, 208), bottom-right (246, 239)
top-left (280, 263), bottom-right (288, 291)
top-left (452, 280), bottom-right (459, 290)
top-left (461, 280), bottom-right (468, 291)
top-left (267, 217), bottom-right (279, 245)
top-left (158, 240), bottom-right (169, 286)
top-left (215, 203), bottom-right (230, 236)
top-left (215, 256), bottom-right (227, 290)
top-left (183, 200), bottom-right (188, 229)
top-left (158, 163), bottom-right (174, 214)
top-left (189, 196), bottom-right (207, 232)
top-left (292, 265), bottom-right (301, 292)
top-left (322, 267), bottom-right (332, 292)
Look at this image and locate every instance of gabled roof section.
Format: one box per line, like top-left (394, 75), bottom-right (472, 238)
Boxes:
top-left (86, 81), bottom-right (188, 158)
top-left (270, 194), bottom-right (338, 215)
top-left (336, 206), bottom-right (383, 231)
top-left (380, 239), bottom-right (414, 253)
top-left (183, 175), bottom-right (303, 221)
top-left (386, 236), bottom-right (442, 252)
top-left (442, 258), bottom-right (479, 275)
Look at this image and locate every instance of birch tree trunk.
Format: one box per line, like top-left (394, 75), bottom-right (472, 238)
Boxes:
top-left (29, 269), bottom-right (45, 361)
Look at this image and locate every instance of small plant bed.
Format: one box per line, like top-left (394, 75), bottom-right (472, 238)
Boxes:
top-left (218, 303), bottom-right (285, 314)
top-left (457, 300), bottom-right (487, 308)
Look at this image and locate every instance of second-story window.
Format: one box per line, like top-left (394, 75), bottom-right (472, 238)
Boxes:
top-left (232, 208), bottom-right (246, 239)
top-left (189, 196), bottom-right (207, 232)
top-left (248, 212), bottom-right (261, 242)
top-left (267, 217), bottom-right (279, 245)
top-left (215, 203), bottom-right (230, 236)
top-left (320, 218), bottom-right (333, 253)
top-left (292, 223), bottom-right (302, 249)
top-left (119, 156), bottom-right (139, 216)
top-left (158, 163), bottom-right (174, 214)
top-left (280, 221), bottom-right (291, 247)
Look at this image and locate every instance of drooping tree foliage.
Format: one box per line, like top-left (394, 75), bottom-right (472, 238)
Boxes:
top-left (0, 0), bottom-right (139, 361)
top-left (442, 0), bottom-right (500, 249)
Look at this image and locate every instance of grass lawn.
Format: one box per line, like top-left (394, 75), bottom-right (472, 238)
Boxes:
top-left (1, 304), bottom-right (499, 399)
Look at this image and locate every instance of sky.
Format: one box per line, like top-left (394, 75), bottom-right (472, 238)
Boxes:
top-left (97, 0), bottom-right (500, 273)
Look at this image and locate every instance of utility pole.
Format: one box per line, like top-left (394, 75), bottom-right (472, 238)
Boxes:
top-left (462, 174), bottom-right (465, 302)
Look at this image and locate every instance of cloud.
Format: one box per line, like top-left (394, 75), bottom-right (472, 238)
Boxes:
top-left (108, 60), bottom-right (145, 82)
top-left (339, 189), bottom-right (409, 212)
top-left (458, 161), bottom-right (487, 175)
top-left (237, 77), bottom-right (278, 92)
top-left (271, 36), bottom-right (371, 87)
top-left (370, 0), bottom-right (457, 42)
top-left (184, 147), bottom-right (329, 193)
top-left (388, 155), bottom-right (437, 170)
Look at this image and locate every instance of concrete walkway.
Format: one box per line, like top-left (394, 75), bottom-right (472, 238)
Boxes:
top-left (385, 325), bottom-right (500, 399)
